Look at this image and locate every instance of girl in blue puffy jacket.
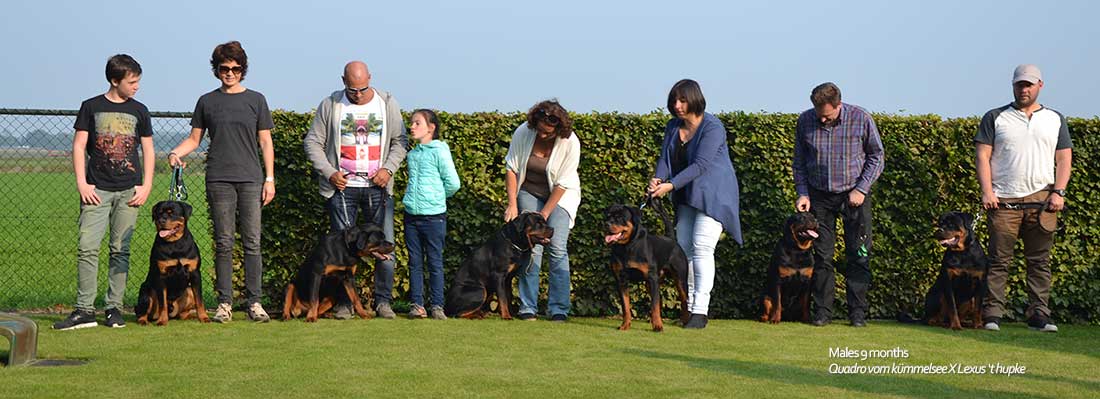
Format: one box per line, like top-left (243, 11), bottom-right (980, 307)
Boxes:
top-left (403, 109), bottom-right (461, 319)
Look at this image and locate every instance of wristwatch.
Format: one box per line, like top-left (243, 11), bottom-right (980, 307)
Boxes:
top-left (264, 176), bottom-right (275, 183)
top-left (1050, 188), bottom-right (1066, 198)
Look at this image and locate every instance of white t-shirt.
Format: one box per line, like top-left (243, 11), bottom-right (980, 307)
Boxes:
top-left (337, 92), bottom-right (387, 187)
top-left (975, 104), bottom-right (1072, 198)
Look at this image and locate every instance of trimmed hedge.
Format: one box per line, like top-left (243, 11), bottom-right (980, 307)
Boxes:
top-left (254, 110), bottom-right (1099, 324)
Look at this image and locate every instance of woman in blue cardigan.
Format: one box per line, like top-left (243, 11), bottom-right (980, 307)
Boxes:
top-left (648, 79), bottom-right (743, 329)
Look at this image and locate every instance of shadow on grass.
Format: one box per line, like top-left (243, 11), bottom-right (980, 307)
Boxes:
top-left (890, 320), bottom-right (1100, 360)
top-left (624, 349), bottom-right (1054, 399)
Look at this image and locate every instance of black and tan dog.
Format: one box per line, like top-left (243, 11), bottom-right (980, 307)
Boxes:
top-left (282, 224), bottom-right (394, 322)
top-left (760, 212), bottom-right (819, 324)
top-left (921, 211), bottom-right (989, 330)
top-left (603, 203), bottom-right (688, 332)
top-left (444, 213), bottom-right (554, 319)
top-left (136, 201), bottom-right (209, 325)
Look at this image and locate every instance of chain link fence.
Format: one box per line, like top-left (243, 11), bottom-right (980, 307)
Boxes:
top-left (0, 108), bottom-right (211, 310)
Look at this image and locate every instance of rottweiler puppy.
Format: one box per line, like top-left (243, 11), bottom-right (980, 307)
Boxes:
top-left (136, 201), bottom-right (209, 325)
top-left (444, 212), bottom-right (554, 319)
top-left (760, 212), bottom-right (819, 324)
top-left (603, 204), bottom-right (688, 332)
top-left (283, 224), bottom-right (394, 322)
top-left (924, 211), bottom-right (989, 330)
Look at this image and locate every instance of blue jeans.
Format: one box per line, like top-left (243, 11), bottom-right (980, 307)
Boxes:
top-left (75, 187), bottom-right (139, 311)
top-left (206, 181), bottom-right (264, 305)
top-left (405, 213), bottom-right (447, 308)
top-left (516, 190), bottom-right (572, 316)
top-left (325, 186), bottom-right (396, 305)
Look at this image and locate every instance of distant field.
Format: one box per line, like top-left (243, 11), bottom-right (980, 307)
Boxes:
top-left (0, 170), bottom-right (213, 309)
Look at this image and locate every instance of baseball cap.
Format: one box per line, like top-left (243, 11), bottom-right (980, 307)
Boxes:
top-left (1013, 64), bottom-right (1042, 84)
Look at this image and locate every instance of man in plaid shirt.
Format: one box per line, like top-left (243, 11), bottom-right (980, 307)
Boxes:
top-left (793, 82), bottom-right (885, 328)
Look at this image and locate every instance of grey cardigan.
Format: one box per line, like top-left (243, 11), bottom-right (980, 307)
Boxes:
top-left (303, 88), bottom-right (408, 198)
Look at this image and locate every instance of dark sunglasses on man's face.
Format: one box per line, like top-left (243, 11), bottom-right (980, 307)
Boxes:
top-left (345, 86), bottom-right (370, 94)
top-left (217, 65), bottom-right (244, 74)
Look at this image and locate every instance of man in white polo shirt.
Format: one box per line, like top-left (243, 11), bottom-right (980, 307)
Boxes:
top-left (975, 64), bottom-right (1072, 333)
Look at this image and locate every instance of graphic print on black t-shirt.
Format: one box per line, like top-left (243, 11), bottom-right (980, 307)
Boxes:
top-left (93, 112), bottom-right (139, 174)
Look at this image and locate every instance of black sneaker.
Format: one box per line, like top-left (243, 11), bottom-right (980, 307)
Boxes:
top-left (550, 314), bottom-right (568, 323)
top-left (104, 308), bottom-right (126, 328)
top-left (850, 314), bottom-right (867, 328)
top-left (517, 312), bottom-right (537, 321)
top-left (1027, 314), bottom-right (1058, 333)
top-left (53, 309), bottom-right (97, 331)
top-left (811, 318), bottom-right (831, 327)
top-left (684, 313), bottom-right (708, 329)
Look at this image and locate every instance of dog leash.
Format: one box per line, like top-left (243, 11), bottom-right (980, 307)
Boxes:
top-left (168, 166), bottom-right (188, 201)
top-left (995, 202), bottom-right (1068, 232)
top-left (335, 172), bottom-right (388, 230)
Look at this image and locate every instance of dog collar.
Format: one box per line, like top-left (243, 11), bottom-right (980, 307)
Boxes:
top-left (500, 231), bottom-right (530, 252)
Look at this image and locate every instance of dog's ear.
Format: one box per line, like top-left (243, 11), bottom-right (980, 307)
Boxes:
top-left (628, 206), bottom-right (641, 229)
top-left (343, 225), bottom-right (361, 248)
top-left (784, 214), bottom-right (797, 240)
top-left (151, 201), bottom-right (164, 221)
top-left (504, 214), bottom-right (523, 238)
top-left (960, 212), bottom-right (975, 232)
top-left (356, 231), bottom-right (369, 252)
top-left (180, 202), bottom-right (193, 219)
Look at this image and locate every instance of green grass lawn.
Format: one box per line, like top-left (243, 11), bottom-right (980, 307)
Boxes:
top-left (0, 171), bottom-right (214, 308)
top-left (1, 315), bottom-right (1097, 398)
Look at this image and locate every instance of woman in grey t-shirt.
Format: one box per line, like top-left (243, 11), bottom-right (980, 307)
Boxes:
top-left (168, 41), bottom-right (276, 323)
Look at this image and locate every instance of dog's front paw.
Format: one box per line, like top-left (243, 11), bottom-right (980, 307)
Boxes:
top-left (156, 319), bottom-right (168, 326)
top-left (618, 322), bottom-right (631, 331)
top-left (652, 323), bottom-right (664, 333)
top-left (137, 317), bottom-right (149, 326)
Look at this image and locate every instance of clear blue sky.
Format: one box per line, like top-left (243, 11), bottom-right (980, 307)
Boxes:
top-left (2, 0), bottom-right (1097, 117)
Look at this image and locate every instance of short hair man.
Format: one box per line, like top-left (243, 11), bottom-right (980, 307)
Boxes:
top-left (303, 61), bottom-right (408, 319)
top-left (793, 82), bottom-right (885, 327)
top-left (975, 64), bottom-right (1071, 333)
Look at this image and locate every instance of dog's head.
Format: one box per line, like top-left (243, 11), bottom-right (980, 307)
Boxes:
top-left (603, 204), bottom-right (640, 245)
top-left (346, 224), bottom-right (395, 260)
top-left (785, 212), bottom-right (819, 249)
top-left (934, 212), bottom-right (974, 252)
top-left (505, 212), bottom-right (554, 250)
top-left (152, 201), bottom-right (192, 242)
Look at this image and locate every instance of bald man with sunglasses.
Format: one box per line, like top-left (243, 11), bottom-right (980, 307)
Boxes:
top-left (303, 61), bottom-right (408, 319)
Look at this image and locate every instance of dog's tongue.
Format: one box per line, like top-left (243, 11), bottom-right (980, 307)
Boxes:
top-left (158, 227), bottom-right (177, 238)
top-left (371, 252), bottom-right (390, 260)
top-left (939, 238), bottom-right (957, 246)
top-left (604, 232), bottom-right (622, 244)
top-left (806, 230), bottom-right (819, 238)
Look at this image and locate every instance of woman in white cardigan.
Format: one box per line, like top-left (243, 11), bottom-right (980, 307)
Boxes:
top-left (504, 100), bottom-right (582, 322)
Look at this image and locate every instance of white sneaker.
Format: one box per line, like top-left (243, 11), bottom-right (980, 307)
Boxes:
top-left (983, 322), bottom-right (1000, 331)
top-left (247, 302), bottom-right (270, 323)
top-left (212, 303), bottom-right (233, 323)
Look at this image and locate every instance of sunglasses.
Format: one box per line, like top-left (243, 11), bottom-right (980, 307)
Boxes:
top-left (345, 86), bottom-right (370, 94)
top-left (217, 65), bottom-right (244, 75)
top-left (537, 110), bottom-right (561, 126)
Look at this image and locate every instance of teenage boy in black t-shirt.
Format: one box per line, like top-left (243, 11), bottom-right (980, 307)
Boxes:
top-left (54, 54), bottom-right (154, 330)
